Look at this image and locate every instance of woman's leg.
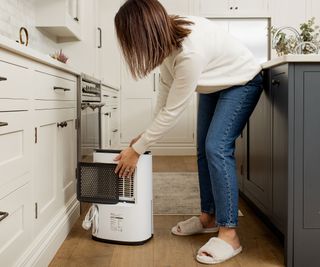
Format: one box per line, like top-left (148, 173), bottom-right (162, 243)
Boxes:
top-left (205, 74), bottom-right (263, 247)
top-left (197, 92), bottom-right (219, 227)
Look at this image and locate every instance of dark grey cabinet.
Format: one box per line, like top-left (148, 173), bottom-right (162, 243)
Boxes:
top-left (237, 62), bottom-right (320, 267)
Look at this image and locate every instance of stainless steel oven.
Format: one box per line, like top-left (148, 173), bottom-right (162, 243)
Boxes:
top-left (78, 74), bottom-right (104, 163)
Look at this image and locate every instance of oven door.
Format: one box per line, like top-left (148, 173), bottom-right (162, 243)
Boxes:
top-left (80, 102), bottom-right (105, 162)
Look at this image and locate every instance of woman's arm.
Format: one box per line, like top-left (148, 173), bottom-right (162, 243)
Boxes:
top-left (132, 51), bottom-right (205, 154)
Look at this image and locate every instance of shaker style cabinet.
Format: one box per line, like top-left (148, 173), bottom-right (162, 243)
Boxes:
top-left (96, 0), bottom-right (121, 89)
top-left (0, 47), bottom-right (79, 266)
top-left (237, 61), bottom-right (320, 267)
top-left (197, 0), bottom-right (270, 17)
top-left (158, 0), bottom-right (192, 15)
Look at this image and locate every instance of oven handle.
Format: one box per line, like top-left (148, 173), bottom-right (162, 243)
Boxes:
top-left (81, 102), bottom-right (105, 110)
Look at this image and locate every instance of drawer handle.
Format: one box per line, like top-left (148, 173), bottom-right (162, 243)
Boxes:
top-left (0, 76), bottom-right (7, 81)
top-left (0, 211), bottom-right (9, 222)
top-left (104, 112), bottom-right (110, 116)
top-left (272, 79), bottom-right (280, 86)
top-left (0, 122), bottom-right (8, 127)
top-left (112, 107), bottom-right (118, 110)
top-left (103, 94), bottom-right (110, 97)
top-left (57, 121), bottom-right (68, 128)
top-left (54, 86), bottom-right (71, 92)
top-left (112, 96), bottom-right (118, 99)
top-left (112, 129), bottom-right (118, 133)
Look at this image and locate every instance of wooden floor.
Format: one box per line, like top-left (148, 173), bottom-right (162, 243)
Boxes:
top-left (50, 156), bottom-right (284, 267)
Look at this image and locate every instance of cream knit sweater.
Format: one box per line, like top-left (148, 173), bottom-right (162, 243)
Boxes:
top-left (132, 16), bottom-right (262, 155)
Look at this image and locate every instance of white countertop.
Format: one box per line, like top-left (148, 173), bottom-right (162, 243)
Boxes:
top-left (262, 55), bottom-right (320, 69)
top-left (0, 35), bottom-right (80, 76)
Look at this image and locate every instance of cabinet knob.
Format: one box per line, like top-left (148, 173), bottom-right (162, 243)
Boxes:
top-left (0, 211), bottom-right (9, 222)
top-left (0, 76), bottom-right (7, 81)
top-left (0, 122), bottom-right (8, 127)
top-left (272, 79), bottom-right (280, 86)
top-left (235, 6), bottom-right (238, 10)
top-left (230, 7), bottom-right (233, 10)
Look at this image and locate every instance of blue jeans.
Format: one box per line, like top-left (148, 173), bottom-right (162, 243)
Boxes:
top-left (197, 73), bottom-right (263, 227)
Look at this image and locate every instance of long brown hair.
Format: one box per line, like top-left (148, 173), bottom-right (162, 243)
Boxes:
top-left (115, 0), bottom-right (193, 79)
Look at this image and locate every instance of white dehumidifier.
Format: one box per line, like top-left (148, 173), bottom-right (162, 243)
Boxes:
top-left (78, 149), bottom-right (153, 245)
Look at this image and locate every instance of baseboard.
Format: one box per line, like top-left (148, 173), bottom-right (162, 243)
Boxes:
top-left (16, 196), bottom-right (80, 267)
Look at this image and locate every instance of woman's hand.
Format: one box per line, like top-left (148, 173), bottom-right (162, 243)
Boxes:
top-left (129, 134), bottom-right (142, 147)
top-left (114, 147), bottom-right (140, 178)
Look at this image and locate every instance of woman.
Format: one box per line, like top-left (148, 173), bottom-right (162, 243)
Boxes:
top-left (114, 0), bottom-right (263, 264)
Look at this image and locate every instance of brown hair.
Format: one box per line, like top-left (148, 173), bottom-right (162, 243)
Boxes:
top-left (114, 0), bottom-right (193, 79)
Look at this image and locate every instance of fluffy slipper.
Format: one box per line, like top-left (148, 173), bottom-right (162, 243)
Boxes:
top-left (171, 216), bottom-right (219, 236)
top-left (196, 237), bottom-right (242, 264)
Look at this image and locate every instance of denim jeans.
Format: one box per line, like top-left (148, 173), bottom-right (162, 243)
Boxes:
top-left (197, 73), bottom-right (263, 227)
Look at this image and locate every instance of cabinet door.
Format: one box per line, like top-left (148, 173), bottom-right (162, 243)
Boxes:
top-left (159, 0), bottom-right (190, 15)
top-left (61, 1), bottom-right (97, 77)
top-left (199, 0), bottom-right (231, 17)
top-left (97, 0), bottom-right (121, 88)
top-left (34, 109), bottom-right (59, 234)
top-left (101, 106), bottom-right (111, 149)
top-left (34, 108), bottom-right (76, 234)
top-left (0, 110), bottom-right (32, 189)
top-left (110, 106), bottom-right (120, 149)
top-left (0, 182), bottom-right (32, 267)
top-left (159, 95), bottom-right (195, 144)
top-left (121, 98), bottom-right (154, 143)
top-left (235, 126), bottom-right (247, 192)
top-left (57, 111), bottom-right (77, 206)
top-left (233, 0), bottom-right (269, 16)
top-left (271, 68), bottom-right (288, 233)
top-left (244, 83), bottom-right (272, 214)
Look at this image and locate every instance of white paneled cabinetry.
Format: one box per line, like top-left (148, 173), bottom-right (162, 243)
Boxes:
top-left (101, 85), bottom-right (120, 149)
top-left (0, 50), bottom-right (79, 267)
top-left (197, 0), bottom-right (270, 17)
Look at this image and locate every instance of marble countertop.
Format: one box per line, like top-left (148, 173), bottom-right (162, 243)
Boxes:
top-left (262, 55), bottom-right (320, 69)
top-left (0, 35), bottom-right (80, 76)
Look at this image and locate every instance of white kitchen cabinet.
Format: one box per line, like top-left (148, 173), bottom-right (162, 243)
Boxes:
top-left (121, 68), bottom-right (196, 153)
top-left (0, 109), bottom-right (32, 190)
top-left (0, 182), bottom-right (33, 267)
top-left (97, 0), bottom-right (121, 89)
top-left (0, 59), bottom-right (31, 100)
top-left (35, 0), bottom-right (81, 42)
top-left (101, 106), bottom-right (111, 149)
top-left (61, 1), bottom-right (97, 77)
top-left (158, 0), bottom-right (191, 15)
top-left (34, 108), bottom-right (76, 235)
top-left (198, 0), bottom-right (270, 17)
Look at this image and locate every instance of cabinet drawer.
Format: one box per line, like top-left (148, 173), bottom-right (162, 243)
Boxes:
top-left (0, 182), bottom-right (32, 267)
top-left (34, 70), bottom-right (76, 101)
top-left (0, 110), bottom-right (32, 188)
top-left (102, 87), bottom-right (119, 104)
top-left (0, 59), bottom-right (32, 99)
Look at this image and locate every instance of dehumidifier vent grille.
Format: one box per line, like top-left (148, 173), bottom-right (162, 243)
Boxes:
top-left (118, 175), bottom-right (135, 202)
top-left (77, 162), bottom-right (119, 204)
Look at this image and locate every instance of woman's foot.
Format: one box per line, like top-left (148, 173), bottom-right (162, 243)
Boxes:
top-left (199, 227), bottom-right (241, 257)
top-left (199, 212), bottom-right (216, 229)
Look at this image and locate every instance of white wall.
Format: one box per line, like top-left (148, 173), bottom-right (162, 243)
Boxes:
top-left (0, 0), bottom-right (59, 54)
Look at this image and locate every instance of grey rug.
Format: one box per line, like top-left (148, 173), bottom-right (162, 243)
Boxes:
top-left (152, 172), bottom-right (244, 217)
top-left (153, 172), bottom-right (201, 215)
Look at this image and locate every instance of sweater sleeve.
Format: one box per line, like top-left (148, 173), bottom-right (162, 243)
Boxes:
top-left (132, 51), bottom-right (204, 154)
top-left (153, 64), bottom-right (173, 118)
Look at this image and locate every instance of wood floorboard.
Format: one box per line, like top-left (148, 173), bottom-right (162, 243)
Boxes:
top-left (51, 156), bottom-right (284, 266)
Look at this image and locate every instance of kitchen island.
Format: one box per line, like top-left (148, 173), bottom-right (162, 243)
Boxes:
top-left (236, 55), bottom-right (320, 267)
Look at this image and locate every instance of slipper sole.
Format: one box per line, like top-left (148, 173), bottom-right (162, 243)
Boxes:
top-left (171, 226), bottom-right (219, 236)
top-left (196, 246), bottom-right (242, 264)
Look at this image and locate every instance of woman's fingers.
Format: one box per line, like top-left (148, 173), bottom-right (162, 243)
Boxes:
top-left (115, 161), bottom-right (123, 174)
top-left (114, 154), bottom-right (122, 161)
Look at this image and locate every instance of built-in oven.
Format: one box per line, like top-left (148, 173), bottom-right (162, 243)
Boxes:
top-left (78, 74), bottom-right (104, 163)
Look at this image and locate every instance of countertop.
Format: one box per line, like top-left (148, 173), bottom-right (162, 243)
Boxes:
top-left (0, 35), bottom-right (80, 76)
top-left (262, 55), bottom-right (320, 69)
